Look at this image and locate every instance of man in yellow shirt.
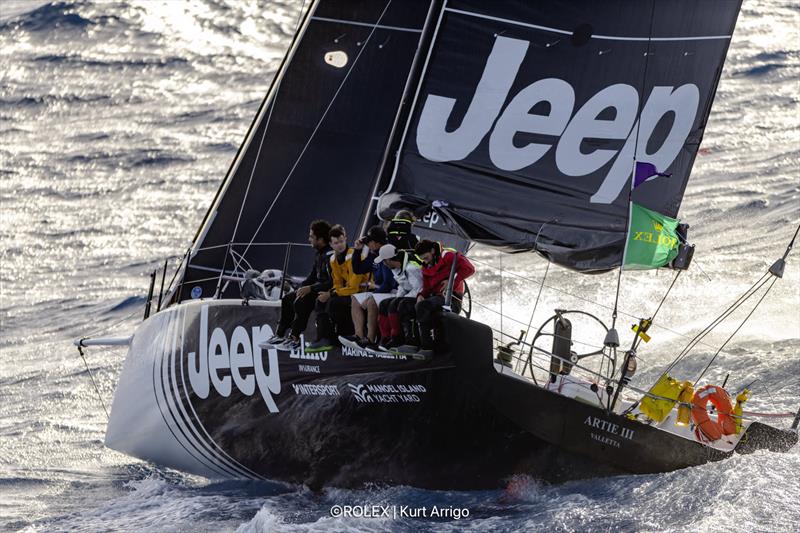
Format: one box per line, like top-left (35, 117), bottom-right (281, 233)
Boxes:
top-left (308, 224), bottom-right (371, 351)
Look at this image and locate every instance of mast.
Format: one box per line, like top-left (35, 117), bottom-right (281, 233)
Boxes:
top-left (356, 0), bottom-right (445, 238)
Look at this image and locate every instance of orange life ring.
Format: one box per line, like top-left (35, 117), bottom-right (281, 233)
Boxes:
top-left (691, 385), bottom-right (736, 441)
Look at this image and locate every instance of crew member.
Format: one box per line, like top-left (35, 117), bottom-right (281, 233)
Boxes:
top-left (349, 248), bottom-right (397, 348)
top-left (268, 220), bottom-right (332, 352)
top-left (375, 245), bottom-right (423, 349)
top-left (309, 224), bottom-right (370, 351)
top-left (414, 240), bottom-right (475, 355)
top-left (386, 210), bottom-right (419, 251)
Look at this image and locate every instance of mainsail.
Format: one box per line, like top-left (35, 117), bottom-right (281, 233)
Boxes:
top-left (378, 0), bottom-right (741, 271)
top-left (173, 0), bottom-right (437, 302)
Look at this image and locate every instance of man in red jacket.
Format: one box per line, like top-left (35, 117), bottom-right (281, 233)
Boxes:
top-left (413, 240), bottom-right (475, 355)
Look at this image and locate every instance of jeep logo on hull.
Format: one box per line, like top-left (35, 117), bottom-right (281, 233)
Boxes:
top-left (188, 305), bottom-right (281, 413)
top-left (416, 36), bottom-right (699, 204)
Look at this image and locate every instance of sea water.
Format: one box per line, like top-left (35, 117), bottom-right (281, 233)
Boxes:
top-left (1, 1), bottom-right (798, 531)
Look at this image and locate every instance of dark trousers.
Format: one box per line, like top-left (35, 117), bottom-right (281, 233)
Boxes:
top-left (277, 290), bottom-right (317, 338)
top-left (379, 296), bottom-right (416, 320)
top-left (415, 294), bottom-right (461, 349)
top-left (315, 295), bottom-right (354, 341)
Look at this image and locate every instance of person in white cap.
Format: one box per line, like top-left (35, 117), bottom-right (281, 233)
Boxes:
top-left (375, 246), bottom-right (424, 349)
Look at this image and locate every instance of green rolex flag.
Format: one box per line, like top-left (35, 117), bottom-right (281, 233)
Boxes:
top-left (624, 203), bottom-right (680, 269)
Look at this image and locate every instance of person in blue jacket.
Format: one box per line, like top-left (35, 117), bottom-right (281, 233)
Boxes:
top-left (347, 254), bottom-right (397, 348)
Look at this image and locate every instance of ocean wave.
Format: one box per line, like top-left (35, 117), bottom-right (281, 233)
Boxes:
top-left (0, 93), bottom-right (112, 108)
top-left (105, 295), bottom-right (145, 313)
top-left (1, 1), bottom-right (97, 32)
top-left (32, 53), bottom-right (189, 69)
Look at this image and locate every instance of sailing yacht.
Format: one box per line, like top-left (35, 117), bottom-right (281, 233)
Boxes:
top-left (83, 0), bottom-right (798, 489)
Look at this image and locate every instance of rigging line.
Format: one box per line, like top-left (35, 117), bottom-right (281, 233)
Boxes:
top-left (673, 271), bottom-right (768, 355)
top-left (611, 0), bottom-right (657, 330)
top-left (163, 247), bottom-right (190, 298)
top-left (466, 253), bottom-right (742, 355)
top-left (694, 276), bottom-right (778, 385)
top-left (663, 272), bottom-right (771, 374)
top-left (651, 269), bottom-right (681, 321)
top-left (781, 223), bottom-right (800, 260)
top-left (632, 269), bottom-right (682, 353)
top-left (81, 305), bottom-right (144, 339)
top-left (226, 0), bottom-right (309, 263)
top-left (500, 254), bottom-right (504, 342)
top-left (663, 276), bottom-right (770, 377)
top-left (231, 0), bottom-right (394, 275)
top-left (77, 346), bottom-right (110, 420)
top-left (525, 261), bottom-right (550, 340)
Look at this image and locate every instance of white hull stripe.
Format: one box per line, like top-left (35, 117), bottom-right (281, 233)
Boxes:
top-left (151, 311), bottom-right (232, 477)
top-left (152, 308), bottom-right (260, 479)
top-left (174, 307), bottom-right (267, 480)
top-left (445, 7), bottom-right (733, 42)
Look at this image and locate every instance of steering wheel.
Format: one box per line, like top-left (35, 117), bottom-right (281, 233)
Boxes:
top-left (531, 309), bottom-right (610, 363)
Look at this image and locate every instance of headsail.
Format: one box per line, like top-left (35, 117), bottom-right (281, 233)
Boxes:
top-left (173, 0), bottom-right (436, 302)
top-left (379, 0), bottom-right (742, 272)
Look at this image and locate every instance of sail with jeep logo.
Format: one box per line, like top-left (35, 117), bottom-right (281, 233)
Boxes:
top-left (378, 0), bottom-right (742, 271)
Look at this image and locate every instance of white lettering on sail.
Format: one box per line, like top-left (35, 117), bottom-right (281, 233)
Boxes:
top-left (188, 306), bottom-right (281, 412)
top-left (590, 84), bottom-right (699, 203)
top-left (417, 36), bottom-right (527, 162)
top-left (415, 36), bottom-right (700, 204)
top-left (489, 78), bottom-right (574, 171)
top-left (555, 83), bottom-right (638, 176)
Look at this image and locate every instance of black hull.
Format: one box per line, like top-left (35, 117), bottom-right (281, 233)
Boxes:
top-left (105, 300), bottom-right (797, 489)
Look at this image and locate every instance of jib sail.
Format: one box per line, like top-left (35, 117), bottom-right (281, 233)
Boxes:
top-left (173, 0), bottom-right (436, 302)
top-left (378, 0), bottom-right (741, 272)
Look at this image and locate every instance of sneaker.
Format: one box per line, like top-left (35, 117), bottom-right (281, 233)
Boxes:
top-left (274, 337), bottom-right (300, 352)
top-left (384, 337), bottom-right (405, 349)
top-left (391, 344), bottom-right (420, 355)
top-left (260, 334), bottom-right (285, 348)
top-left (355, 337), bottom-right (373, 348)
top-left (306, 338), bottom-right (333, 352)
top-left (338, 335), bottom-right (360, 346)
top-left (412, 349), bottom-right (434, 361)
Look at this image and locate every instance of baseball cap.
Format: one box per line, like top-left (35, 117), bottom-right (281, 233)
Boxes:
top-left (362, 225), bottom-right (387, 244)
top-left (374, 244), bottom-right (397, 264)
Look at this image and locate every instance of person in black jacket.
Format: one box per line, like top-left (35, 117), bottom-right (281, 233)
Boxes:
top-left (268, 220), bottom-right (332, 351)
top-left (386, 210), bottom-right (419, 251)
top-left (351, 225), bottom-right (388, 275)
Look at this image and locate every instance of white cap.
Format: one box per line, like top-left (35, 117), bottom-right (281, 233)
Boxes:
top-left (374, 244), bottom-right (397, 264)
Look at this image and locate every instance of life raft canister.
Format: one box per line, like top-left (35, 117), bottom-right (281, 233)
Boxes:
top-left (691, 384), bottom-right (736, 441)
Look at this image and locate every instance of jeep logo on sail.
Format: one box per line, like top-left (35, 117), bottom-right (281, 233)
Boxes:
top-left (416, 36), bottom-right (699, 204)
top-left (188, 306), bottom-right (281, 413)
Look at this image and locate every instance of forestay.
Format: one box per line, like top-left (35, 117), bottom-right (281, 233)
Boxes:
top-left (379, 0), bottom-right (741, 272)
